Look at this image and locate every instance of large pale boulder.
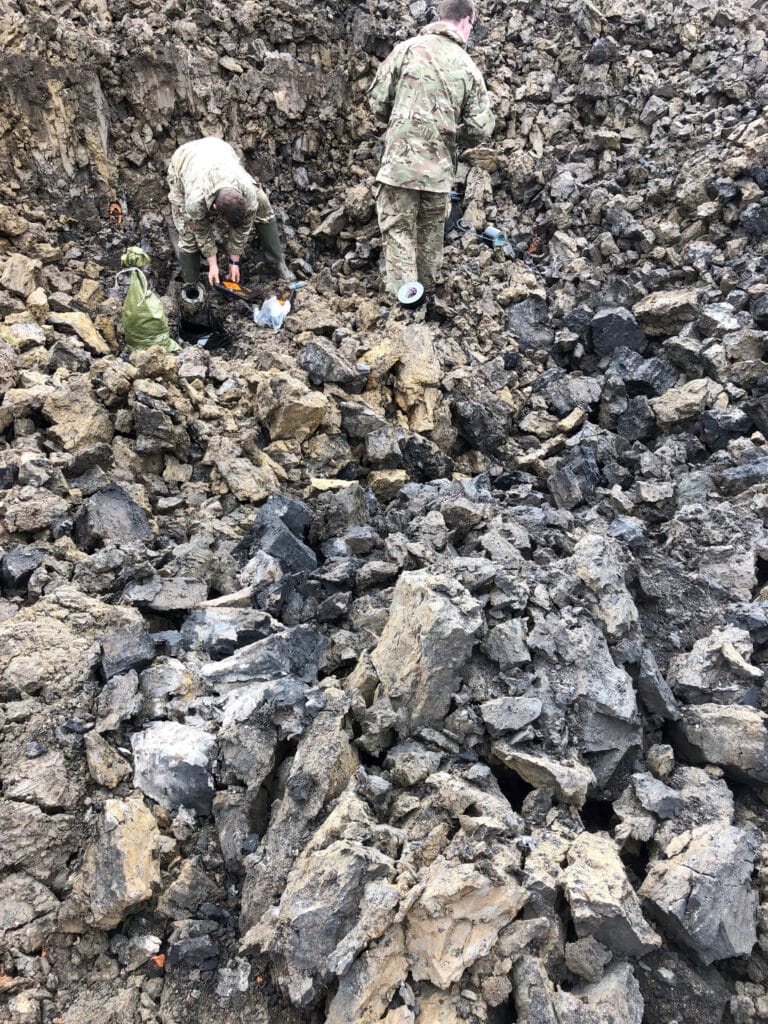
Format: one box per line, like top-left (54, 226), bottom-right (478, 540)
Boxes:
top-left (562, 832), bottom-right (661, 956)
top-left (406, 856), bottom-right (527, 988)
top-left (369, 570), bottom-right (483, 738)
top-left (70, 794), bottom-right (161, 929)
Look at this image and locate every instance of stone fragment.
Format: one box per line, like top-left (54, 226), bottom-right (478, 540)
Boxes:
top-left (326, 925), bottom-right (408, 1024)
top-left (0, 872), bottom-right (58, 954)
top-left (123, 575), bottom-right (208, 612)
top-left (74, 793), bottom-right (161, 929)
top-left (493, 746), bottom-right (595, 806)
top-left (157, 858), bottom-right (222, 919)
top-left (482, 619), bottom-right (530, 669)
top-left (241, 702), bottom-right (358, 931)
top-left (100, 622), bottom-right (155, 679)
top-left (675, 704), bottom-right (768, 784)
top-left (633, 288), bottom-right (702, 336)
top-left (0, 546), bottom-right (46, 597)
top-left (256, 371), bottom-right (329, 441)
top-left (407, 856), bottom-right (527, 988)
top-left (649, 378), bottom-right (722, 426)
top-left (667, 625), bottom-right (762, 705)
top-left (591, 307), bottom-right (648, 356)
top-left (74, 484), bottom-right (152, 551)
top-left (0, 799), bottom-right (75, 886)
top-left (369, 570), bottom-right (483, 739)
top-left (299, 338), bottom-right (369, 390)
top-left (553, 964), bottom-right (644, 1024)
top-left (85, 732), bottom-right (132, 787)
top-left (563, 832), bottom-right (660, 956)
top-left (131, 720), bottom-right (216, 815)
top-left (48, 311), bottom-right (112, 354)
top-left (3, 747), bottom-right (81, 810)
top-left (479, 697), bottom-right (542, 737)
top-left (0, 205), bottom-right (30, 236)
top-left (201, 624), bottom-right (325, 691)
top-left (0, 485), bottom-right (69, 534)
top-left (1, 253), bottom-right (41, 298)
top-left (636, 648), bottom-right (680, 720)
top-left (564, 936), bottom-right (613, 983)
top-left (639, 823), bottom-right (759, 964)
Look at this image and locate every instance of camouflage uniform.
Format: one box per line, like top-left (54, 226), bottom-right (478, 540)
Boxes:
top-left (167, 136), bottom-right (274, 258)
top-left (368, 21), bottom-right (495, 293)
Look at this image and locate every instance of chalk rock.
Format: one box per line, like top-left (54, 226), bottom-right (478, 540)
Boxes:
top-left (75, 793), bottom-right (161, 929)
top-left (633, 288), bottom-right (702, 336)
top-left (493, 746), bottom-right (595, 807)
top-left (406, 856), bottom-right (527, 988)
top-left (369, 570), bottom-right (483, 739)
top-left (675, 704), bottom-right (768, 784)
top-left (563, 832), bottom-right (660, 956)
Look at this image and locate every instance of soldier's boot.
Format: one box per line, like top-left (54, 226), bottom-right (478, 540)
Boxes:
top-left (257, 220), bottom-right (296, 281)
top-left (179, 249), bottom-right (201, 285)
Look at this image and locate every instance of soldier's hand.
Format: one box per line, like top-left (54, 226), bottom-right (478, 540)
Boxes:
top-left (227, 259), bottom-right (241, 284)
top-left (207, 259), bottom-right (220, 287)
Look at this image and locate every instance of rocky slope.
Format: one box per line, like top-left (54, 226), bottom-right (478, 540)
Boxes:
top-left (2, 0), bottom-right (768, 1023)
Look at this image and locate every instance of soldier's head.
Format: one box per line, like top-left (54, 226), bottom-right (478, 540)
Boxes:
top-left (213, 187), bottom-right (246, 228)
top-left (437, 0), bottom-right (476, 40)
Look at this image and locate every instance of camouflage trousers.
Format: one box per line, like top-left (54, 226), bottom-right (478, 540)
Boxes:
top-left (375, 183), bottom-right (449, 294)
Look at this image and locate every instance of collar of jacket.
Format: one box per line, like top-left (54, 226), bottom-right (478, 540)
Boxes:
top-left (418, 20), bottom-right (467, 47)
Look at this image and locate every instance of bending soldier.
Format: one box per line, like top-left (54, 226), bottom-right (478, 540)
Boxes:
top-left (368, 0), bottom-right (495, 296)
top-left (167, 137), bottom-right (294, 287)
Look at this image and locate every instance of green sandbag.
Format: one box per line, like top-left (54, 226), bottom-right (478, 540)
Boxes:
top-left (119, 248), bottom-right (180, 353)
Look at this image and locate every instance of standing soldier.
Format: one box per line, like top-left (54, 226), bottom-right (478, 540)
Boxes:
top-left (167, 136), bottom-right (295, 287)
top-left (368, 0), bottom-right (494, 296)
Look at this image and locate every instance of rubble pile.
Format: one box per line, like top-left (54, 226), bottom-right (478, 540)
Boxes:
top-left (2, 0), bottom-right (768, 1023)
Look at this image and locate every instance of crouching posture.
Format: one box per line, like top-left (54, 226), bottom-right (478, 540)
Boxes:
top-left (167, 136), bottom-right (294, 286)
top-left (368, 0), bottom-right (495, 295)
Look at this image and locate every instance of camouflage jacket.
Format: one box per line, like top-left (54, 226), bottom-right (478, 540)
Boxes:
top-left (368, 21), bottom-right (495, 194)
top-left (167, 137), bottom-right (260, 257)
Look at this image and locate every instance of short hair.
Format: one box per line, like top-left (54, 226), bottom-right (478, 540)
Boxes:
top-left (437, 0), bottom-right (475, 22)
top-left (214, 187), bottom-right (246, 227)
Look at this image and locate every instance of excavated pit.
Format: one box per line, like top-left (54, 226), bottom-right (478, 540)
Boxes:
top-left (2, 0), bottom-right (768, 1023)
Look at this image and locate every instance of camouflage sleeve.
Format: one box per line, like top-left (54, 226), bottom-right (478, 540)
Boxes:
top-left (186, 194), bottom-right (218, 258)
top-left (461, 74), bottom-right (495, 145)
top-left (227, 211), bottom-right (255, 256)
top-left (226, 186), bottom-right (260, 255)
top-left (367, 42), bottom-right (405, 122)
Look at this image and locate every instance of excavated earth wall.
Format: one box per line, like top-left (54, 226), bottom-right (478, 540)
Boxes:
top-left (2, 0), bottom-right (768, 1023)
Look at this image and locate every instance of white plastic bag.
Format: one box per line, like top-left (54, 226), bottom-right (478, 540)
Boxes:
top-left (254, 295), bottom-right (290, 330)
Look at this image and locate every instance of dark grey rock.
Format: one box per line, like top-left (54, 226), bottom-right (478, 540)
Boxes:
top-left (399, 434), bottom-right (454, 481)
top-left (452, 394), bottom-right (514, 454)
top-left (591, 308), bottom-right (648, 356)
top-left (299, 338), bottom-right (369, 391)
top-left (507, 297), bottom-right (555, 350)
top-left (73, 485), bottom-right (152, 552)
top-left (101, 623), bottom-right (156, 680)
top-left (200, 624), bottom-right (326, 692)
top-left (122, 575), bottom-right (208, 612)
top-left (699, 408), bottom-right (752, 450)
top-left (740, 202), bottom-right (768, 237)
top-left (714, 456), bottom-right (768, 495)
top-left (635, 649), bottom-right (681, 721)
top-left (168, 936), bottom-right (220, 972)
top-left (180, 607), bottom-right (276, 657)
top-left (547, 446), bottom-right (601, 510)
top-left (0, 546), bottom-right (46, 597)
